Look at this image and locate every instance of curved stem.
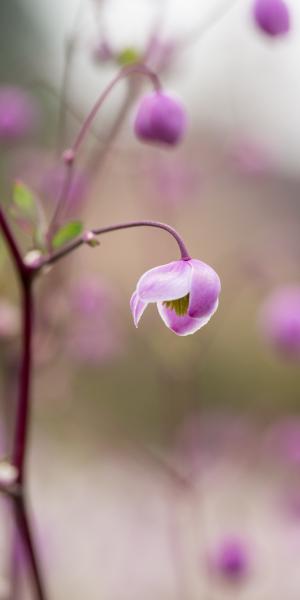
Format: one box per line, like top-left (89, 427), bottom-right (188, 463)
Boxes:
top-left (48, 64), bottom-right (161, 240)
top-left (38, 219), bottom-right (191, 270)
top-left (71, 64), bottom-right (161, 157)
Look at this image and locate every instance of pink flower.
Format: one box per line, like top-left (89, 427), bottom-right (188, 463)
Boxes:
top-left (259, 286), bottom-right (300, 359)
top-left (0, 85), bottom-right (38, 141)
top-left (209, 536), bottom-right (250, 581)
top-left (130, 259), bottom-right (221, 336)
top-left (134, 92), bottom-right (186, 146)
top-left (253, 0), bottom-right (290, 37)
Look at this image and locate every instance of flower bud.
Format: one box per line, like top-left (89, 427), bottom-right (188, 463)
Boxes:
top-left (253, 0), bottom-right (290, 36)
top-left (134, 92), bottom-right (186, 146)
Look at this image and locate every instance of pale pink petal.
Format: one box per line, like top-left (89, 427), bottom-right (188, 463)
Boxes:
top-left (130, 291), bottom-right (147, 327)
top-left (137, 260), bottom-right (192, 303)
top-left (157, 302), bottom-right (214, 336)
top-left (188, 259), bottom-right (221, 319)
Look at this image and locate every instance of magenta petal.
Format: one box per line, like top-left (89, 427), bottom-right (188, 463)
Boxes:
top-left (137, 260), bottom-right (192, 303)
top-left (188, 259), bottom-right (221, 319)
top-left (157, 303), bottom-right (212, 336)
top-left (130, 291), bottom-right (147, 327)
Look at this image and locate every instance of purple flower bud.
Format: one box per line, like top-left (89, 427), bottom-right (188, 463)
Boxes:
top-left (134, 92), bottom-right (187, 146)
top-left (209, 536), bottom-right (249, 581)
top-left (0, 86), bottom-right (38, 142)
top-left (259, 286), bottom-right (300, 359)
top-left (253, 0), bottom-right (290, 37)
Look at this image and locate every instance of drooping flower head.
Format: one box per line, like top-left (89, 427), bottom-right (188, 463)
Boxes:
top-left (253, 0), bottom-right (290, 37)
top-left (259, 286), bottom-right (300, 359)
top-left (134, 92), bottom-right (187, 146)
top-left (0, 85), bottom-right (38, 142)
top-left (130, 258), bottom-right (220, 336)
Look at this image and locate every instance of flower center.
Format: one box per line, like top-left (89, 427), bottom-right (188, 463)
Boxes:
top-left (163, 293), bottom-right (190, 316)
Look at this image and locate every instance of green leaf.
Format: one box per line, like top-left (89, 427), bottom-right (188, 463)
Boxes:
top-left (12, 181), bottom-right (36, 218)
top-left (52, 220), bottom-right (83, 250)
top-left (117, 47), bottom-right (140, 66)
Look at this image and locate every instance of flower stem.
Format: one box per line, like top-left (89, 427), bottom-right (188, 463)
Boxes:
top-left (0, 206), bottom-right (48, 600)
top-left (71, 64), bottom-right (161, 158)
top-left (48, 64), bottom-right (162, 239)
top-left (13, 277), bottom-right (34, 484)
top-left (13, 493), bottom-right (47, 600)
top-left (38, 219), bottom-right (191, 270)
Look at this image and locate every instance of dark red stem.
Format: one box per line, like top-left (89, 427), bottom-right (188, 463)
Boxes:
top-left (0, 206), bottom-right (47, 600)
top-left (13, 494), bottom-right (47, 600)
top-left (13, 277), bottom-right (33, 482)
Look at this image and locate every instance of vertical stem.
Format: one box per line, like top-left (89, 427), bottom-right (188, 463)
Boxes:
top-left (13, 277), bottom-right (33, 484)
top-left (0, 207), bottom-right (48, 600)
top-left (13, 495), bottom-right (47, 600)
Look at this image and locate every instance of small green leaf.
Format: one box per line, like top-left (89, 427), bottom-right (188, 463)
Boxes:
top-left (52, 220), bottom-right (83, 249)
top-left (117, 47), bottom-right (140, 66)
top-left (13, 181), bottom-right (36, 218)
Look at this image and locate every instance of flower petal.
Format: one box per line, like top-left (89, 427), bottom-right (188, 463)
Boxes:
top-left (130, 291), bottom-right (148, 327)
top-left (157, 302), bottom-right (217, 336)
top-left (137, 260), bottom-right (192, 303)
top-left (188, 259), bottom-right (221, 319)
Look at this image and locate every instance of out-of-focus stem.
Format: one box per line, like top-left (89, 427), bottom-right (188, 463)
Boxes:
top-left (48, 64), bottom-right (162, 239)
top-left (56, 0), bottom-right (84, 152)
top-left (71, 64), bottom-right (161, 157)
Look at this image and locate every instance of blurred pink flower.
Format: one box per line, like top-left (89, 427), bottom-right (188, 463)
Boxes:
top-left (66, 277), bottom-right (123, 364)
top-left (0, 86), bottom-right (38, 141)
top-left (264, 418), bottom-right (300, 465)
top-left (229, 139), bottom-right (271, 176)
top-left (259, 286), bottom-right (300, 359)
top-left (40, 164), bottom-right (88, 214)
top-left (131, 258), bottom-right (221, 336)
top-left (253, 0), bottom-right (290, 37)
top-left (149, 157), bottom-right (201, 208)
top-left (208, 536), bottom-right (250, 582)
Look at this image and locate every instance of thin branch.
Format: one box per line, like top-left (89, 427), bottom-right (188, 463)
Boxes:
top-left (37, 219), bottom-right (191, 270)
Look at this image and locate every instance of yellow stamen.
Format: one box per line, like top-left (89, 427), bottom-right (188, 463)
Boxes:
top-left (163, 293), bottom-right (190, 316)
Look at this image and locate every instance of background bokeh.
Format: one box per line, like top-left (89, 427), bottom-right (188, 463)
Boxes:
top-left (1, 0), bottom-right (300, 598)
